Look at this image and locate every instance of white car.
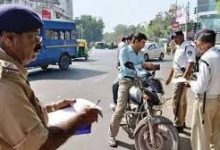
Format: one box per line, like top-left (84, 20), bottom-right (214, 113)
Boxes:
top-left (142, 43), bottom-right (165, 61)
top-left (216, 32), bottom-right (220, 48)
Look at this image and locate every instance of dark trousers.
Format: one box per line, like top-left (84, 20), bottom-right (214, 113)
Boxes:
top-left (112, 79), bottom-right (119, 104)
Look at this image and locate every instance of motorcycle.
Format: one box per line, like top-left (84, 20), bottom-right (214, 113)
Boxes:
top-left (123, 62), bottom-right (180, 150)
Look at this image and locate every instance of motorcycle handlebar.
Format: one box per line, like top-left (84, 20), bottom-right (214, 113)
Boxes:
top-left (154, 64), bottom-right (160, 71)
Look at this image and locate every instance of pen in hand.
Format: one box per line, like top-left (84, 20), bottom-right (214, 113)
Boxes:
top-left (94, 99), bottom-right (101, 107)
top-left (93, 99), bottom-right (103, 118)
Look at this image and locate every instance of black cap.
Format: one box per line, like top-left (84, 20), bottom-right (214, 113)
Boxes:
top-left (121, 37), bottom-right (127, 42)
top-left (171, 30), bottom-right (184, 39)
top-left (0, 4), bottom-right (43, 33)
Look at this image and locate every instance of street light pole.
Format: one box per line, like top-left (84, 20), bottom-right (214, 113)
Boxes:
top-left (175, 0), bottom-right (178, 21)
top-left (186, 1), bottom-right (190, 40)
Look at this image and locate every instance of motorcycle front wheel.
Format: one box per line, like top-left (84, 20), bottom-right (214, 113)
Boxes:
top-left (134, 123), bottom-right (180, 150)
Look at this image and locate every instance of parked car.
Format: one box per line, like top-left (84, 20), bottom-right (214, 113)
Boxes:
top-left (216, 32), bottom-right (220, 48)
top-left (141, 42), bottom-right (165, 61)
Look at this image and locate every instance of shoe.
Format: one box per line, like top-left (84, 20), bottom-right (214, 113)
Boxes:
top-left (175, 126), bottom-right (184, 133)
top-left (109, 137), bottom-right (118, 147)
top-left (110, 103), bottom-right (116, 110)
top-left (183, 122), bottom-right (186, 128)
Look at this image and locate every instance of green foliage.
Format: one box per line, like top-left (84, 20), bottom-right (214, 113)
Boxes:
top-left (103, 24), bottom-right (148, 43)
top-left (147, 9), bottom-right (175, 42)
top-left (75, 15), bottom-right (105, 43)
top-left (104, 4), bottom-right (176, 43)
top-left (217, 0), bottom-right (220, 14)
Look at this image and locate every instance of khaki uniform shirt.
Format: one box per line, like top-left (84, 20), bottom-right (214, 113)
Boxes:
top-left (0, 50), bottom-right (48, 150)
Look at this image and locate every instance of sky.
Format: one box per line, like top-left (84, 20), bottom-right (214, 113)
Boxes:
top-left (73, 0), bottom-right (197, 33)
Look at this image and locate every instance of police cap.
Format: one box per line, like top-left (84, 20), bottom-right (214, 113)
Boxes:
top-left (195, 28), bottom-right (216, 45)
top-left (0, 4), bottom-right (43, 33)
top-left (171, 30), bottom-right (184, 39)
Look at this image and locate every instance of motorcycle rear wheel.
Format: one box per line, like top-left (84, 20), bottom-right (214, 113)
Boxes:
top-left (134, 123), bottom-right (180, 150)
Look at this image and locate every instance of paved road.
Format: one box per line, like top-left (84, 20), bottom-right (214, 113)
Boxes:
top-left (28, 49), bottom-right (193, 150)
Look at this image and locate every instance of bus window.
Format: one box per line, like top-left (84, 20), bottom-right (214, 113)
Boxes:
top-left (45, 29), bottom-right (53, 40)
top-left (71, 30), bottom-right (76, 40)
top-left (53, 30), bottom-right (59, 40)
top-left (60, 31), bottom-right (65, 40)
top-left (65, 30), bottom-right (71, 40)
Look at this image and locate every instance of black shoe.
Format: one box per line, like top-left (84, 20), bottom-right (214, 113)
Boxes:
top-left (175, 126), bottom-right (184, 133)
top-left (183, 122), bottom-right (186, 128)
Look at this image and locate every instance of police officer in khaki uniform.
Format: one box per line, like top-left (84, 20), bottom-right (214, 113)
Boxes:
top-left (0, 5), bottom-right (99, 150)
top-left (187, 29), bottom-right (220, 150)
top-left (166, 30), bottom-right (196, 132)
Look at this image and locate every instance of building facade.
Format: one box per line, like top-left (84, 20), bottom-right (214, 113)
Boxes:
top-left (0, 0), bottom-right (73, 20)
top-left (197, 0), bottom-right (220, 31)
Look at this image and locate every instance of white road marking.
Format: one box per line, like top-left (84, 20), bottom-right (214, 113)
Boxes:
top-left (93, 74), bottom-right (108, 82)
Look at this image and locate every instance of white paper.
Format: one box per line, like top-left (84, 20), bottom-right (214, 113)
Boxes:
top-left (48, 98), bottom-right (102, 126)
top-left (48, 106), bottom-right (76, 126)
top-left (171, 77), bottom-right (187, 84)
top-left (73, 98), bottom-right (102, 112)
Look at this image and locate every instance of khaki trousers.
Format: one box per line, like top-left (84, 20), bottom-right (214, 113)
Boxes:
top-left (172, 76), bottom-right (187, 127)
top-left (109, 79), bottom-right (134, 138)
top-left (191, 97), bottom-right (220, 150)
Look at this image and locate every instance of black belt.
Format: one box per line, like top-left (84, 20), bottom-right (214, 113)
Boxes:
top-left (123, 76), bottom-right (134, 80)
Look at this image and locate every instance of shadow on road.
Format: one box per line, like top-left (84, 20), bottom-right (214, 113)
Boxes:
top-left (28, 68), bottom-right (107, 81)
top-left (116, 140), bottom-right (135, 150)
top-left (73, 58), bottom-right (97, 62)
top-left (180, 136), bottom-right (192, 150)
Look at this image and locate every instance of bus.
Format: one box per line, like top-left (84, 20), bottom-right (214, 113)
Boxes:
top-left (27, 19), bottom-right (77, 70)
top-left (95, 41), bottom-right (108, 49)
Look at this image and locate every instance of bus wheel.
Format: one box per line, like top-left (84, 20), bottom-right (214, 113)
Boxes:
top-left (41, 65), bottom-right (49, 71)
top-left (59, 54), bottom-right (71, 70)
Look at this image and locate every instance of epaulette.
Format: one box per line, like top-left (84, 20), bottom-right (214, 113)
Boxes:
top-left (0, 60), bottom-right (19, 79)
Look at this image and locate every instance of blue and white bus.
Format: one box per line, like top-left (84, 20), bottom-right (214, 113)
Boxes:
top-left (27, 19), bottom-right (77, 70)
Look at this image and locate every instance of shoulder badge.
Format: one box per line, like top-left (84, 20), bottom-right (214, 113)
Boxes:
top-left (0, 60), bottom-right (18, 70)
top-left (187, 51), bottom-right (192, 56)
top-left (0, 60), bottom-right (19, 78)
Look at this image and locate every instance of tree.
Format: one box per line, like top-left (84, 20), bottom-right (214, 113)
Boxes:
top-left (217, 0), bottom-right (220, 14)
top-left (104, 3), bottom-right (177, 43)
top-left (104, 24), bottom-right (138, 43)
top-left (75, 15), bottom-right (105, 43)
top-left (146, 4), bottom-right (176, 41)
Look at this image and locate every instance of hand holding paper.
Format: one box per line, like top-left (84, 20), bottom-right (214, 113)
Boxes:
top-left (72, 98), bottom-right (103, 118)
top-left (171, 77), bottom-right (191, 87)
top-left (48, 98), bottom-right (103, 135)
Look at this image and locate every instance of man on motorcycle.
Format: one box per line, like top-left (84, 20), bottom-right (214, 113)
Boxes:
top-left (111, 34), bottom-right (134, 110)
top-left (108, 32), bottom-right (156, 147)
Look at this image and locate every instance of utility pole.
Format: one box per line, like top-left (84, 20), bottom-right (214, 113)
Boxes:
top-left (186, 1), bottom-right (190, 40)
top-left (195, 7), bottom-right (198, 23)
top-left (175, 0), bottom-right (178, 21)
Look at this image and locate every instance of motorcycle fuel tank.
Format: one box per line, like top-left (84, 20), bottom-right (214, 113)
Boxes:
top-left (147, 78), bottom-right (164, 94)
top-left (129, 86), bottom-right (143, 104)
